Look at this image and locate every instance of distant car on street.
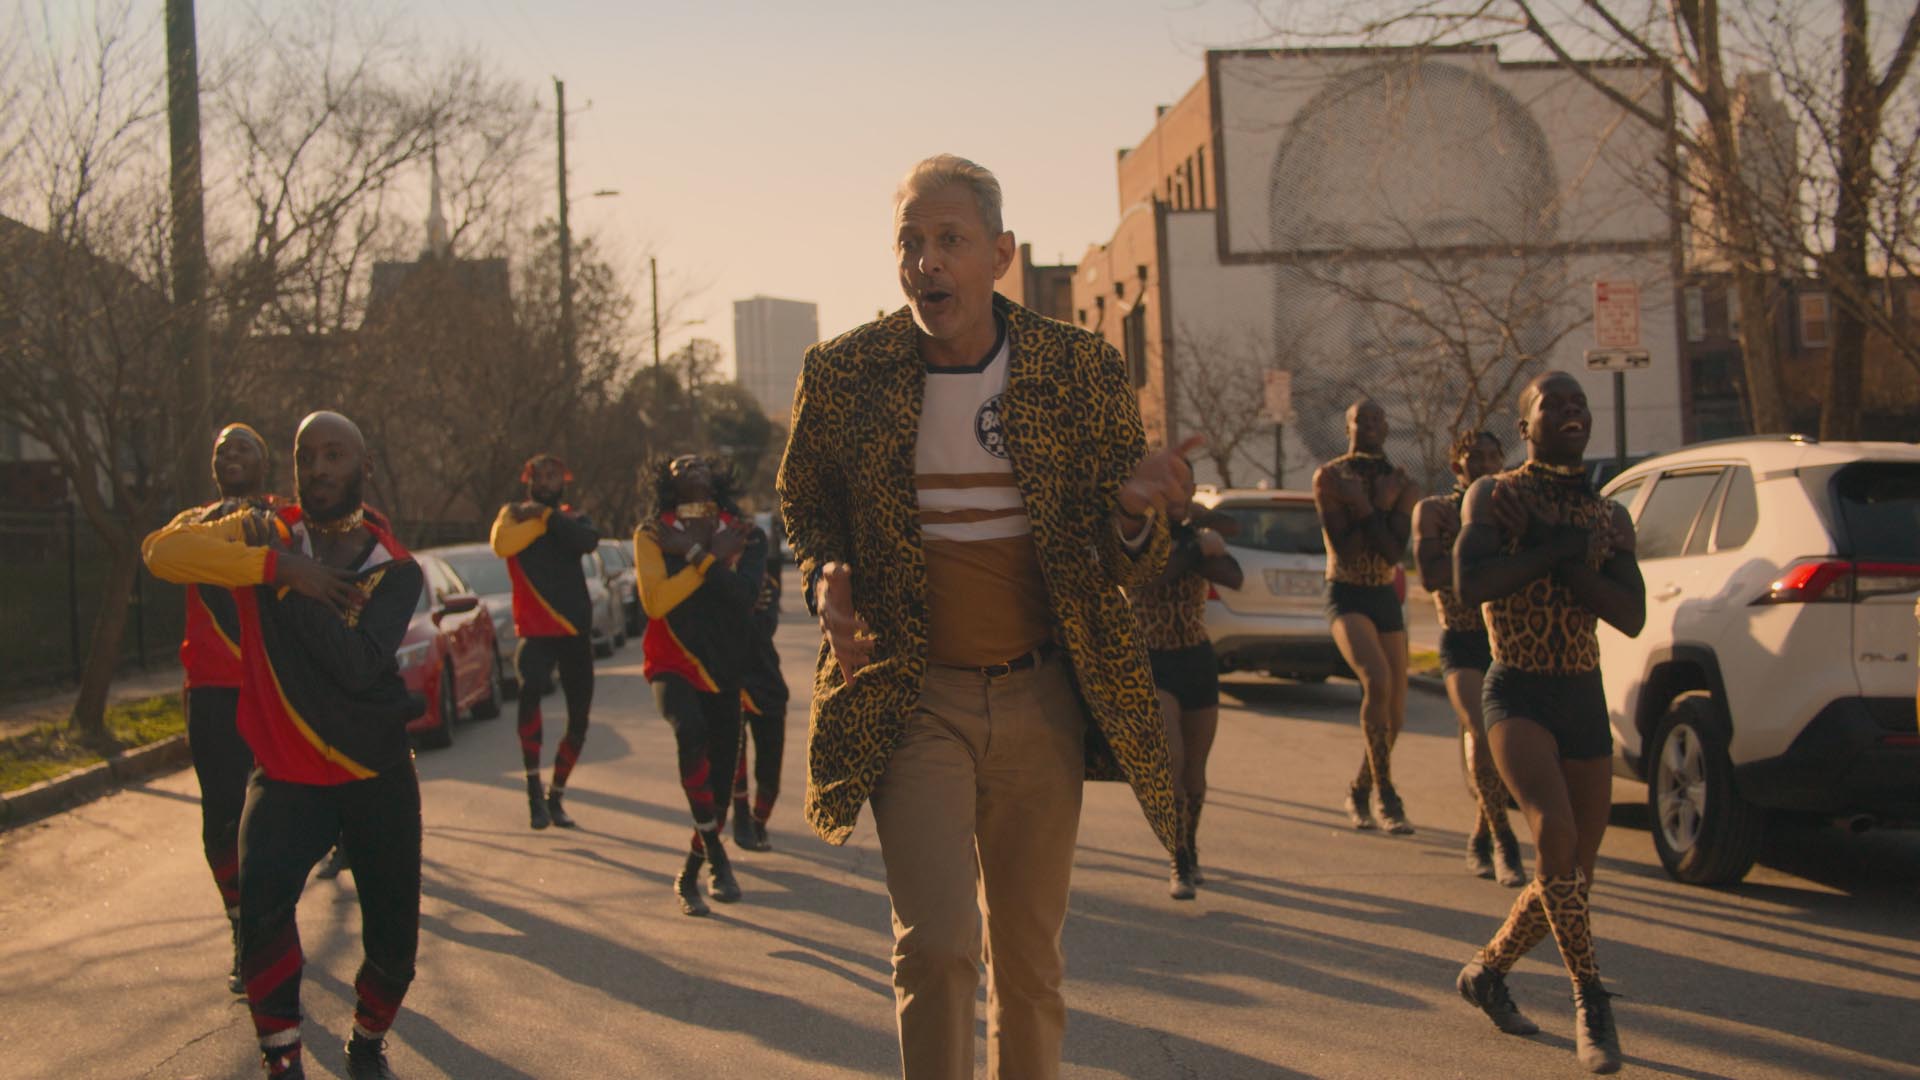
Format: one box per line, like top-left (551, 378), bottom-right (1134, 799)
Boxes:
top-left (580, 549), bottom-right (623, 657)
top-left (1189, 487), bottom-right (1348, 683)
top-left (424, 542), bottom-right (520, 697)
top-left (399, 552), bottom-right (502, 750)
top-left (598, 538), bottom-right (641, 637)
top-left (1598, 435), bottom-right (1920, 884)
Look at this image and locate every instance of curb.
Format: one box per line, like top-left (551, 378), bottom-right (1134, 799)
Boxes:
top-left (0, 734), bottom-right (193, 831)
top-left (1410, 674), bottom-right (1449, 697)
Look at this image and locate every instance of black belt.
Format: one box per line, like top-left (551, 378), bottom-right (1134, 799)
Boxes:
top-left (944, 642), bottom-right (1058, 679)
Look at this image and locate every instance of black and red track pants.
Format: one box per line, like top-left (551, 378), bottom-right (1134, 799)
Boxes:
top-left (186, 685), bottom-right (252, 915)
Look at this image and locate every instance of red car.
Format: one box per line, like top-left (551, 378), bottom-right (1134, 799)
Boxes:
top-left (398, 552), bottom-right (503, 749)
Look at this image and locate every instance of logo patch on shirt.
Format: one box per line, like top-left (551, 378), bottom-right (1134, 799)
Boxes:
top-left (974, 394), bottom-right (1008, 459)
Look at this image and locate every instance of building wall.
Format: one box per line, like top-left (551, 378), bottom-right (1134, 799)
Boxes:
top-left (1116, 76), bottom-right (1215, 213)
top-left (1071, 201), bottom-right (1171, 447)
top-left (732, 296), bottom-right (820, 422)
top-left (1002, 244), bottom-right (1077, 324)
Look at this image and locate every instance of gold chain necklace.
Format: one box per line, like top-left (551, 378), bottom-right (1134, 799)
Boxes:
top-left (307, 507), bottom-right (365, 536)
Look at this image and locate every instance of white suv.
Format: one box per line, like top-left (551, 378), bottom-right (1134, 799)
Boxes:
top-left (1597, 436), bottom-right (1920, 884)
top-left (1190, 487), bottom-right (1348, 682)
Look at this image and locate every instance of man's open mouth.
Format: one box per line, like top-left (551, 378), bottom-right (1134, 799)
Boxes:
top-left (1561, 420), bottom-right (1587, 434)
top-left (921, 289), bottom-right (952, 305)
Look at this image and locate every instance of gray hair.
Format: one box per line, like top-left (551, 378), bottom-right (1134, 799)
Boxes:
top-left (894, 154), bottom-right (1004, 236)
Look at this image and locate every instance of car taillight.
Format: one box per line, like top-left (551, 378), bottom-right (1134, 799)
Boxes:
top-left (1207, 585), bottom-right (1220, 601)
top-left (1754, 560), bottom-right (1920, 604)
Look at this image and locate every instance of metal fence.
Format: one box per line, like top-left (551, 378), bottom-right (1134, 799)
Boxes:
top-left (0, 508), bottom-right (487, 696)
top-left (0, 505), bottom-right (184, 694)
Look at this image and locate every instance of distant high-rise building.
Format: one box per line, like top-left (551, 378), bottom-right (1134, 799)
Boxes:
top-left (732, 295), bottom-right (819, 421)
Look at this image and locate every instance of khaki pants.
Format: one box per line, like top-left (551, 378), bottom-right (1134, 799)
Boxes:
top-left (869, 653), bottom-right (1086, 1080)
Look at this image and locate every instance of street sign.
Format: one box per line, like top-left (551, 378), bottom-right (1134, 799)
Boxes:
top-left (1585, 348), bottom-right (1651, 372)
top-left (1593, 279), bottom-right (1641, 349)
top-left (1263, 369), bottom-right (1294, 423)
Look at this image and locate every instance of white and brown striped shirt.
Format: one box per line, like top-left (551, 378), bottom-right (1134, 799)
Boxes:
top-left (916, 328), bottom-right (1054, 667)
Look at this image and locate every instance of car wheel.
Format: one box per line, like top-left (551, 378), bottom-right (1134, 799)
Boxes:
top-left (422, 667), bottom-right (457, 750)
top-left (471, 650), bottom-right (503, 720)
top-left (1647, 694), bottom-right (1763, 885)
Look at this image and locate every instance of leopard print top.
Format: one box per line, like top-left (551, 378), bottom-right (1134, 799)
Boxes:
top-left (1485, 462), bottom-right (1614, 675)
top-left (777, 294), bottom-right (1179, 853)
top-left (1433, 486), bottom-right (1485, 632)
top-left (1130, 560), bottom-right (1210, 652)
top-left (1323, 451), bottom-right (1400, 586)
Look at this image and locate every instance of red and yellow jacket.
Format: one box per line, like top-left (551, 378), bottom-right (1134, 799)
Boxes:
top-left (490, 503), bottom-right (602, 638)
top-left (153, 497), bottom-right (281, 689)
top-left (633, 512), bottom-right (766, 692)
top-left (142, 506), bottom-right (423, 785)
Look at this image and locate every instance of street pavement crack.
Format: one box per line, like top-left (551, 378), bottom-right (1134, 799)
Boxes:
top-left (141, 1011), bottom-right (248, 1079)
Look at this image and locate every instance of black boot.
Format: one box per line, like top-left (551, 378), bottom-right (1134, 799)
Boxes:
top-left (1493, 830), bottom-right (1527, 888)
top-left (702, 829), bottom-right (742, 902)
top-left (674, 850), bottom-right (710, 917)
top-left (345, 1033), bottom-right (400, 1079)
top-left (1573, 977), bottom-right (1623, 1074)
top-left (227, 915), bottom-right (245, 995)
top-left (546, 789), bottom-right (576, 829)
top-left (1168, 847), bottom-right (1197, 901)
top-left (1457, 959), bottom-right (1540, 1036)
top-left (527, 776), bottom-right (550, 831)
top-left (1466, 831), bottom-right (1495, 878)
top-left (729, 795), bottom-right (760, 845)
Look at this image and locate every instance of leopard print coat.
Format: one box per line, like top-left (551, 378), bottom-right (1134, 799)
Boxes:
top-left (777, 294), bottom-right (1179, 853)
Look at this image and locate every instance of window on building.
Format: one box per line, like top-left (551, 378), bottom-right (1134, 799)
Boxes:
top-left (1123, 303), bottom-right (1148, 390)
top-left (1683, 286), bottom-right (1706, 343)
top-left (1196, 147), bottom-right (1207, 209)
top-left (1799, 292), bottom-right (1830, 348)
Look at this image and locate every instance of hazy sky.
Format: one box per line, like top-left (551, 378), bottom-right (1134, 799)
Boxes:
top-left (397, 0), bottom-right (1281, 374)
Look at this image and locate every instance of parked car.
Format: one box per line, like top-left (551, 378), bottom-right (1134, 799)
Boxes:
top-left (1189, 487), bottom-right (1348, 682)
top-left (580, 549), bottom-right (623, 657)
top-left (1597, 435), bottom-right (1920, 884)
top-left (398, 552), bottom-right (502, 750)
top-left (424, 542), bottom-right (520, 698)
top-left (598, 538), bottom-right (642, 637)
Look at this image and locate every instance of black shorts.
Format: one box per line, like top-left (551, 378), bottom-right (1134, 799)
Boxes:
top-left (1148, 642), bottom-right (1220, 710)
top-left (1324, 581), bottom-right (1405, 634)
top-left (1481, 663), bottom-right (1612, 760)
top-left (1438, 628), bottom-right (1493, 674)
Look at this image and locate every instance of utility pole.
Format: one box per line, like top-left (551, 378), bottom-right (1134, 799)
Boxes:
top-left (651, 256), bottom-right (662, 370)
top-left (554, 78), bottom-right (575, 376)
top-left (165, 0), bottom-right (210, 505)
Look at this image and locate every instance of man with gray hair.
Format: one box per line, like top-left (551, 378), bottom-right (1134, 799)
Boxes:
top-left (778, 154), bottom-right (1198, 1079)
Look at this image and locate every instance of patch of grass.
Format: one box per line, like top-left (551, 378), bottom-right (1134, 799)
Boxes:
top-left (1410, 647), bottom-right (1442, 677)
top-left (0, 693), bottom-right (184, 793)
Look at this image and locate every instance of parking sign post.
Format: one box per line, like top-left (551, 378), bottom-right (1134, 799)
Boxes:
top-left (1590, 280), bottom-right (1644, 473)
top-left (1264, 370), bottom-right (1293, 488)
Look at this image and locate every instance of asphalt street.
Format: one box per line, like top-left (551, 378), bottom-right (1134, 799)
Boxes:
top-left (2, 591), bottom-right (1916, 1080)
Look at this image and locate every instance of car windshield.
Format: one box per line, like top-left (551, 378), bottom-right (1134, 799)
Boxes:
top-left (1834, 463), bottom-right (1920, 560)
top-left (1210, 502), bottom-right (1325, 555)
top-left (437, 551), bottom-right (513, 595)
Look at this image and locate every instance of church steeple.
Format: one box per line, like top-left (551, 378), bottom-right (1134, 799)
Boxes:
top-left (424, 151), bottom-right (450, 259)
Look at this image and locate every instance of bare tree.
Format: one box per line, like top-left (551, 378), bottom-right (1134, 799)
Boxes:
top-left (1168, 324), bottom-right (1279, 488)
top-left (1254, 0), bottom-right (1920, 438)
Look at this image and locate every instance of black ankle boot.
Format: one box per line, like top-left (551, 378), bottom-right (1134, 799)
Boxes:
top-left (1493, 831), bottom-right (1527, 887)
top-left (1573, 976), bottom-right (1622, 1073)
top-left (546, 790), bottom-right (576, 829)
top-left (729, 795), bottom-right (760, 845)
top-left (674, 851), bottom-right (710, 917)
top-left (1466, 832), bottom-right (1495, 878)
top-left (702, 830), bottom-right (742, 902)
top-left (527, 777), bottom-right (550, 830)
top-left (1456, 959), bottom-right (1540, 1036)
top-left (1168, 848), bottom-right (1197, 901)
top-left (345, 1033), bottom-right (399, 1079)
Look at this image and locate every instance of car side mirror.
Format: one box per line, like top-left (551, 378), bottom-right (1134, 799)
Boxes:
top-left (434, 593), bottom-right (481, 623)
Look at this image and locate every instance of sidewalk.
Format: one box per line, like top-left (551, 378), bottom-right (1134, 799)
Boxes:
top-left (0, 664), bottom-right (190, 830)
